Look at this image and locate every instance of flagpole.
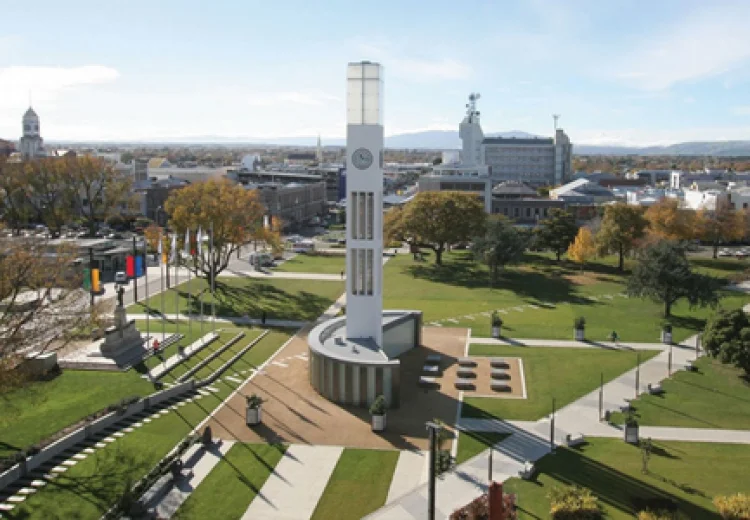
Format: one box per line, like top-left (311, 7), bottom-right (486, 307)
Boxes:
top-left (186, 228), bottom-right (192, 340)
top-left (145, 242), bottom-right (150, 345)
top-left (160, 232), bottom-right (165, 341)
top-left (198, 227), bottom-right (204, 343)
top-left (173, 234), bottom-right (179, 336)
top-left (210, 222), bottom-right (216, 334)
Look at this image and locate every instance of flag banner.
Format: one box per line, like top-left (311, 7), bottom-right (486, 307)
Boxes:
top-left (82, 268), bottom-right (91, 290)
top-left (197, 227), bottom-right (203, 256)
top-left (184, 229), bottom-right (190, 256)
top-left (158, 232), bottom-right (163, 264)
top-left (263, 215), bottom-right (270, 229)
top-left (126, 256), bottom-right (135, 277)
top-left (170, 234), bottom-right (177, 264)
top-left (136, 255), bottom-right (144, 277)
top-left (92, 269), bottom-right (100, 293)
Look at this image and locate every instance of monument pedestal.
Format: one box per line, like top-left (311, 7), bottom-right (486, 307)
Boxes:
top-left (99, 306), bottom-right (145, 357)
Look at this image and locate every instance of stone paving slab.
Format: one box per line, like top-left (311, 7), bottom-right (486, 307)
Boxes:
top-left (386, 451), bottom-right (429, 504)
top-left (241, 444), bottom-right (343, 520)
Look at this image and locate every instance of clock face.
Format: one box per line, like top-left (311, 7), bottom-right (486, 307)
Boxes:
top-left (352, 148), bottom-right (373, 170)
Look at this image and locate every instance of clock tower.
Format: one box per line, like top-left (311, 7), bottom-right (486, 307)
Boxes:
top-left (345, 61), bottom-right (384, 346)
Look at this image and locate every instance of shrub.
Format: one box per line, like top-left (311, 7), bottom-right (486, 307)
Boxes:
top-left (450, 492), bottom-right (517, 519)
top-left (25, 445), bottom-right (41, 457)
top-left (491, 311), bottom-right (503, 327)
top-left (369, 395), bottom-right (387, 416)
top-left (548, 485), bottom-right (602, 520)
top-left (714, 493), bottom-right (750, 520)
top-left (246, 394), bottom-right (264, 409)
top-left (574, 317), bottom-right (586, 330)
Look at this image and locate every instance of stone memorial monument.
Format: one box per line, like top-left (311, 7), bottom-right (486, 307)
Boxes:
top-left (99, 286), bottom-right (145, 357)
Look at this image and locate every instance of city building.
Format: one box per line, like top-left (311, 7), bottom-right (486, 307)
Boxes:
top-left (18, 107), bottom-right (46, 159)
top-left (550, 178), bottom-right (616, 204)
top-left (147, 165), bottom-right (228, 183)
top-left (0, 139), bottom-right (15, 157)
top-left (250, 181), bottom-right (326, 229)
top-left (490, 181), bottom-right (564, 224)
top-left (133, 177), bottom-right (190, 225)
top-left (417, 172), bottom-right (492, 212)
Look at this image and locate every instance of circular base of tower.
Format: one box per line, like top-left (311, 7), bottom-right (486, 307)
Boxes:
top-left (307, 310), bottom-right (422, 409)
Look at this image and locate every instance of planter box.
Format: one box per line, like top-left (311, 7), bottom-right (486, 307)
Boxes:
top-left (246, 407), bottom-right (262, 426)
top-left (371, 414), bottom-right (386, 432)
top-left (574, 328), bottom-right (585, 341)
top-left (624, 424), bottom-right (639, 444)
top-left (491, 326), bottom-right (501, 339)
top-left (661, 331), bottom-right (672, 344)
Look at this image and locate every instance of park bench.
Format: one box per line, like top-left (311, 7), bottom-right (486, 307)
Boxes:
top-left (455, 378), bottom-right (475, 390)
top-left (490, 382), bottom-right (511, 392)
top-left (490, 358), bottom-right (510, 369)
top-left (425, 354), bottom-right (442, 364)
top-left (490, 369), bottom-right (510, 380)
top-left (685, 360), bottom-right (697, 372)
top-left (647, 383), bottom-right (664, 395)
top-left (422, 364), bottom-right (440, 375)
top-left (456, 368), bottom-right (476, 378)
top-left (419, 376), bottom-right (439, 388)
top-left (457, 357), bottom-right (477, 367)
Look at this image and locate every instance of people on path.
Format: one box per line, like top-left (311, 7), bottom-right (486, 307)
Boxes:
top-left (610, 330), bottom-right (619, 345)
top-left (340, 270), bottom-right (344, 280)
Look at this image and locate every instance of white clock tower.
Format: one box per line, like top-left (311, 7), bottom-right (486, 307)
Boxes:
top-left (345, 61), bottom-right (384, 346)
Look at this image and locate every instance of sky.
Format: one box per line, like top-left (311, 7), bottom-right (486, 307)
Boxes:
top-left (2, 0), bottom-right (750, 146)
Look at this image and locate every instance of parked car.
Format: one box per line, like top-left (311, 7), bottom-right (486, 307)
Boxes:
top-left (718, 248), bottom-right (732, 257)
top-left (115, 271), bottom-right (128, 284)
top-left (736, 249), bottom-right (750, 259)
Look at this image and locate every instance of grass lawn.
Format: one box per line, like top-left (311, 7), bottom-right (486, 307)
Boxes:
top-left (456, 431), bottom-right (510, 465)
top-left (274, 253), bottom-right (346, 274)
top-left (383, 251), bottom-right (750, 342)
top-left (504, 438), bottom-right (750, 519)
top-left (173, 443), bottom-right (286, 520)
top-left (609, 356), bottom-right (750, 429)
top-left (462, 345), bottom-right (660, 421)
top-left (5, 330), bottom-right (291, 520)
top-left (128, 276), bottom-right (344, 321)
top-left (0, 370), bottom-right (152, 458)
top-left (311, 448), bottom-right (399, 520)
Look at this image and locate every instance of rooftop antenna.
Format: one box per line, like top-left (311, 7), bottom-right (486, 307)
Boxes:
top-left (553, 114), bottom-right (560, 132)
top-left (28, 89), bottom-right (33, 108)
top-left (467, 93), bottom-right (481, 121)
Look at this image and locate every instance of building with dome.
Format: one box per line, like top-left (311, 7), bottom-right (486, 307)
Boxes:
top-left (18, 107), bottom-right (46, 159)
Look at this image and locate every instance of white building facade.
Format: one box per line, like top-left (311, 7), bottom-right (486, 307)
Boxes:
top-left (18, 107), bottom-right (45, 159)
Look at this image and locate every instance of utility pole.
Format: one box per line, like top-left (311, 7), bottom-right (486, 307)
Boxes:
top-left (89, 247), bottom-right (95, 307)
top-left (426, 421), bottom-right (441, 520)
top-left (132, 235), bottom-right (138, 303)
top-left (635, 352), bottom-right (641, 398)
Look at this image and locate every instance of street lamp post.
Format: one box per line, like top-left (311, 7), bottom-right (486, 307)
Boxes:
top-left (426, 421), bottom-right (442, 520)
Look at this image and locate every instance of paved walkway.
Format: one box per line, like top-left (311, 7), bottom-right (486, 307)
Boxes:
top-left (228, 269), bottom-right (344, 281)
top-left (145, 440), bottom-right (234, 518)
top-left (470, 337), bottom-right (674, 350)
top-left (241, 444), bottom-right (343, 520)
top-left (128, 313), bottom-right (306, 329)
top-left (149, 332), bottom-right (219, 379)
top-left (386, 451), bottom-right (429, 504)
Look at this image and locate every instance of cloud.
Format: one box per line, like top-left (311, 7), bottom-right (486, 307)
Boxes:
top-left (244, 91), bottom-right (340, 107)
top-left (354, 42), bottom-right (471, 81)
top-left (732, 105), bottom-right (750, 116)
top-left (0, 65), bottom-right (119, 110)
top-left (611, 4), bottom-right (750, 90)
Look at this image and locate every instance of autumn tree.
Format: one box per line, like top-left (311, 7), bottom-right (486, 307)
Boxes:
top-left (644, 198), bottom-right (695, 241)
top-left (24, 158), bottom-right (74, 235)
top-left (535, 208), bottom-right (578, 262)
top-left (62, 156), bottom-right (134, 236)
top-left (627, 241), bottom-right (720, 318)
top-left (0, 158), bottom-right (33, 234)
top-left (471, 215), bottom-right (527, 286)
top-left (165, 179), bottom-right (265, 282)
top-left (0, 236), bottom-right (96, 390)
top-left (696, 200), bottom-right (746, 258)
top-left (383, 191), bottom-right (486, 265)
top-left (596, 203), bottom-right (648, 271)
top-left (567, 227), bottom-right (596, 271)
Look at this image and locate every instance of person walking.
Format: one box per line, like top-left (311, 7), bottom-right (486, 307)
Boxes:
top-left (261, 310), bottom-right (267, 325)
top-left (340, 270), bottom-right (344, 280)
top-left (610, 330), bottom-right (619, 345)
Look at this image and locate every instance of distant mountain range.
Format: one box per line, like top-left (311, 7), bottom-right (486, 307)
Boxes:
top-left (46, 131), bottom-right (750, 156)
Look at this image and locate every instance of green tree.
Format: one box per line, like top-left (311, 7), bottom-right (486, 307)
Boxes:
top-left (627, 241), bottom-right (720, 318)
top-left (597, 203), bottom-right (648, 271)
top-left (471, 215), bottom-right (527, 286)
top-left (703, 309), bottom-right (750, 375)
top-left (384, 191), bottom-right (486, 265)
top-left (535, 208), bottom-right (578, 262)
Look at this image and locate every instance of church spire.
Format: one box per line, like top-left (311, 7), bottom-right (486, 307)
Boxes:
top-left (316, 134), bottom-right (323, 163)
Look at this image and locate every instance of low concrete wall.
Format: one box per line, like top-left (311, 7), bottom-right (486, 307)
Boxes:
top-left (200, 331), bottom-right (269, 385)
top-left (0, 381), bottom-right (195, 493)
top-left (177, 333), bottom-right (245, 383)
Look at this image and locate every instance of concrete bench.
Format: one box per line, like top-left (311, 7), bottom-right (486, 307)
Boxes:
top-left (620, 401), bottom-right (633, 413)
top-left (425, 354), bottom-right (442, 365)
top-left (457, 357), bottom-right (477, 367)
top-left (419, 376), bottom-right (439, 388)
top-left (490, 358), bottom-right (510, 369)
top-left (565, 433), bottom-right (585, 447)
top-left (455, 378), bottom-right (475, 390)
top-left (685, 360), bottom-right (697, 372)
top-left (422, 364), bottom-right (440, 375)
top-left (456, 368), bottom-right (476, 378)
top-left (491, 382), bottom-right (512, 392)
top-left (490, 369), bottom-right (510, 380)
top-left (648, 383), bottom-right (664, 395)
top-left (519, 461), bottom-right (535, 480)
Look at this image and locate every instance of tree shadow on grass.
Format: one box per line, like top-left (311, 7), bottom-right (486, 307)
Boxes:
top-left (539, 446), bottom-right (717, 518)
top-left (404, 256), bottom-right (594, 306)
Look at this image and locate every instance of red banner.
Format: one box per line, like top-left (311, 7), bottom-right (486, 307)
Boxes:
top-left (126, 255), bottom-right (135, 277)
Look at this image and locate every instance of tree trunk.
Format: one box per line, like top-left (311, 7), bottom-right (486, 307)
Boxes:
top-left (713, 243), bottom-right (719, 259)
top-left (490, 263), bottom-right (498, 288)
top-left (434, 247), bottom-right (443, 265)
top-left (556, 249), bottom-right (562, 262)
top-left (664, 300), bottom-right (671, 318)
top-left (618, 243), bottom-right (624, 271)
